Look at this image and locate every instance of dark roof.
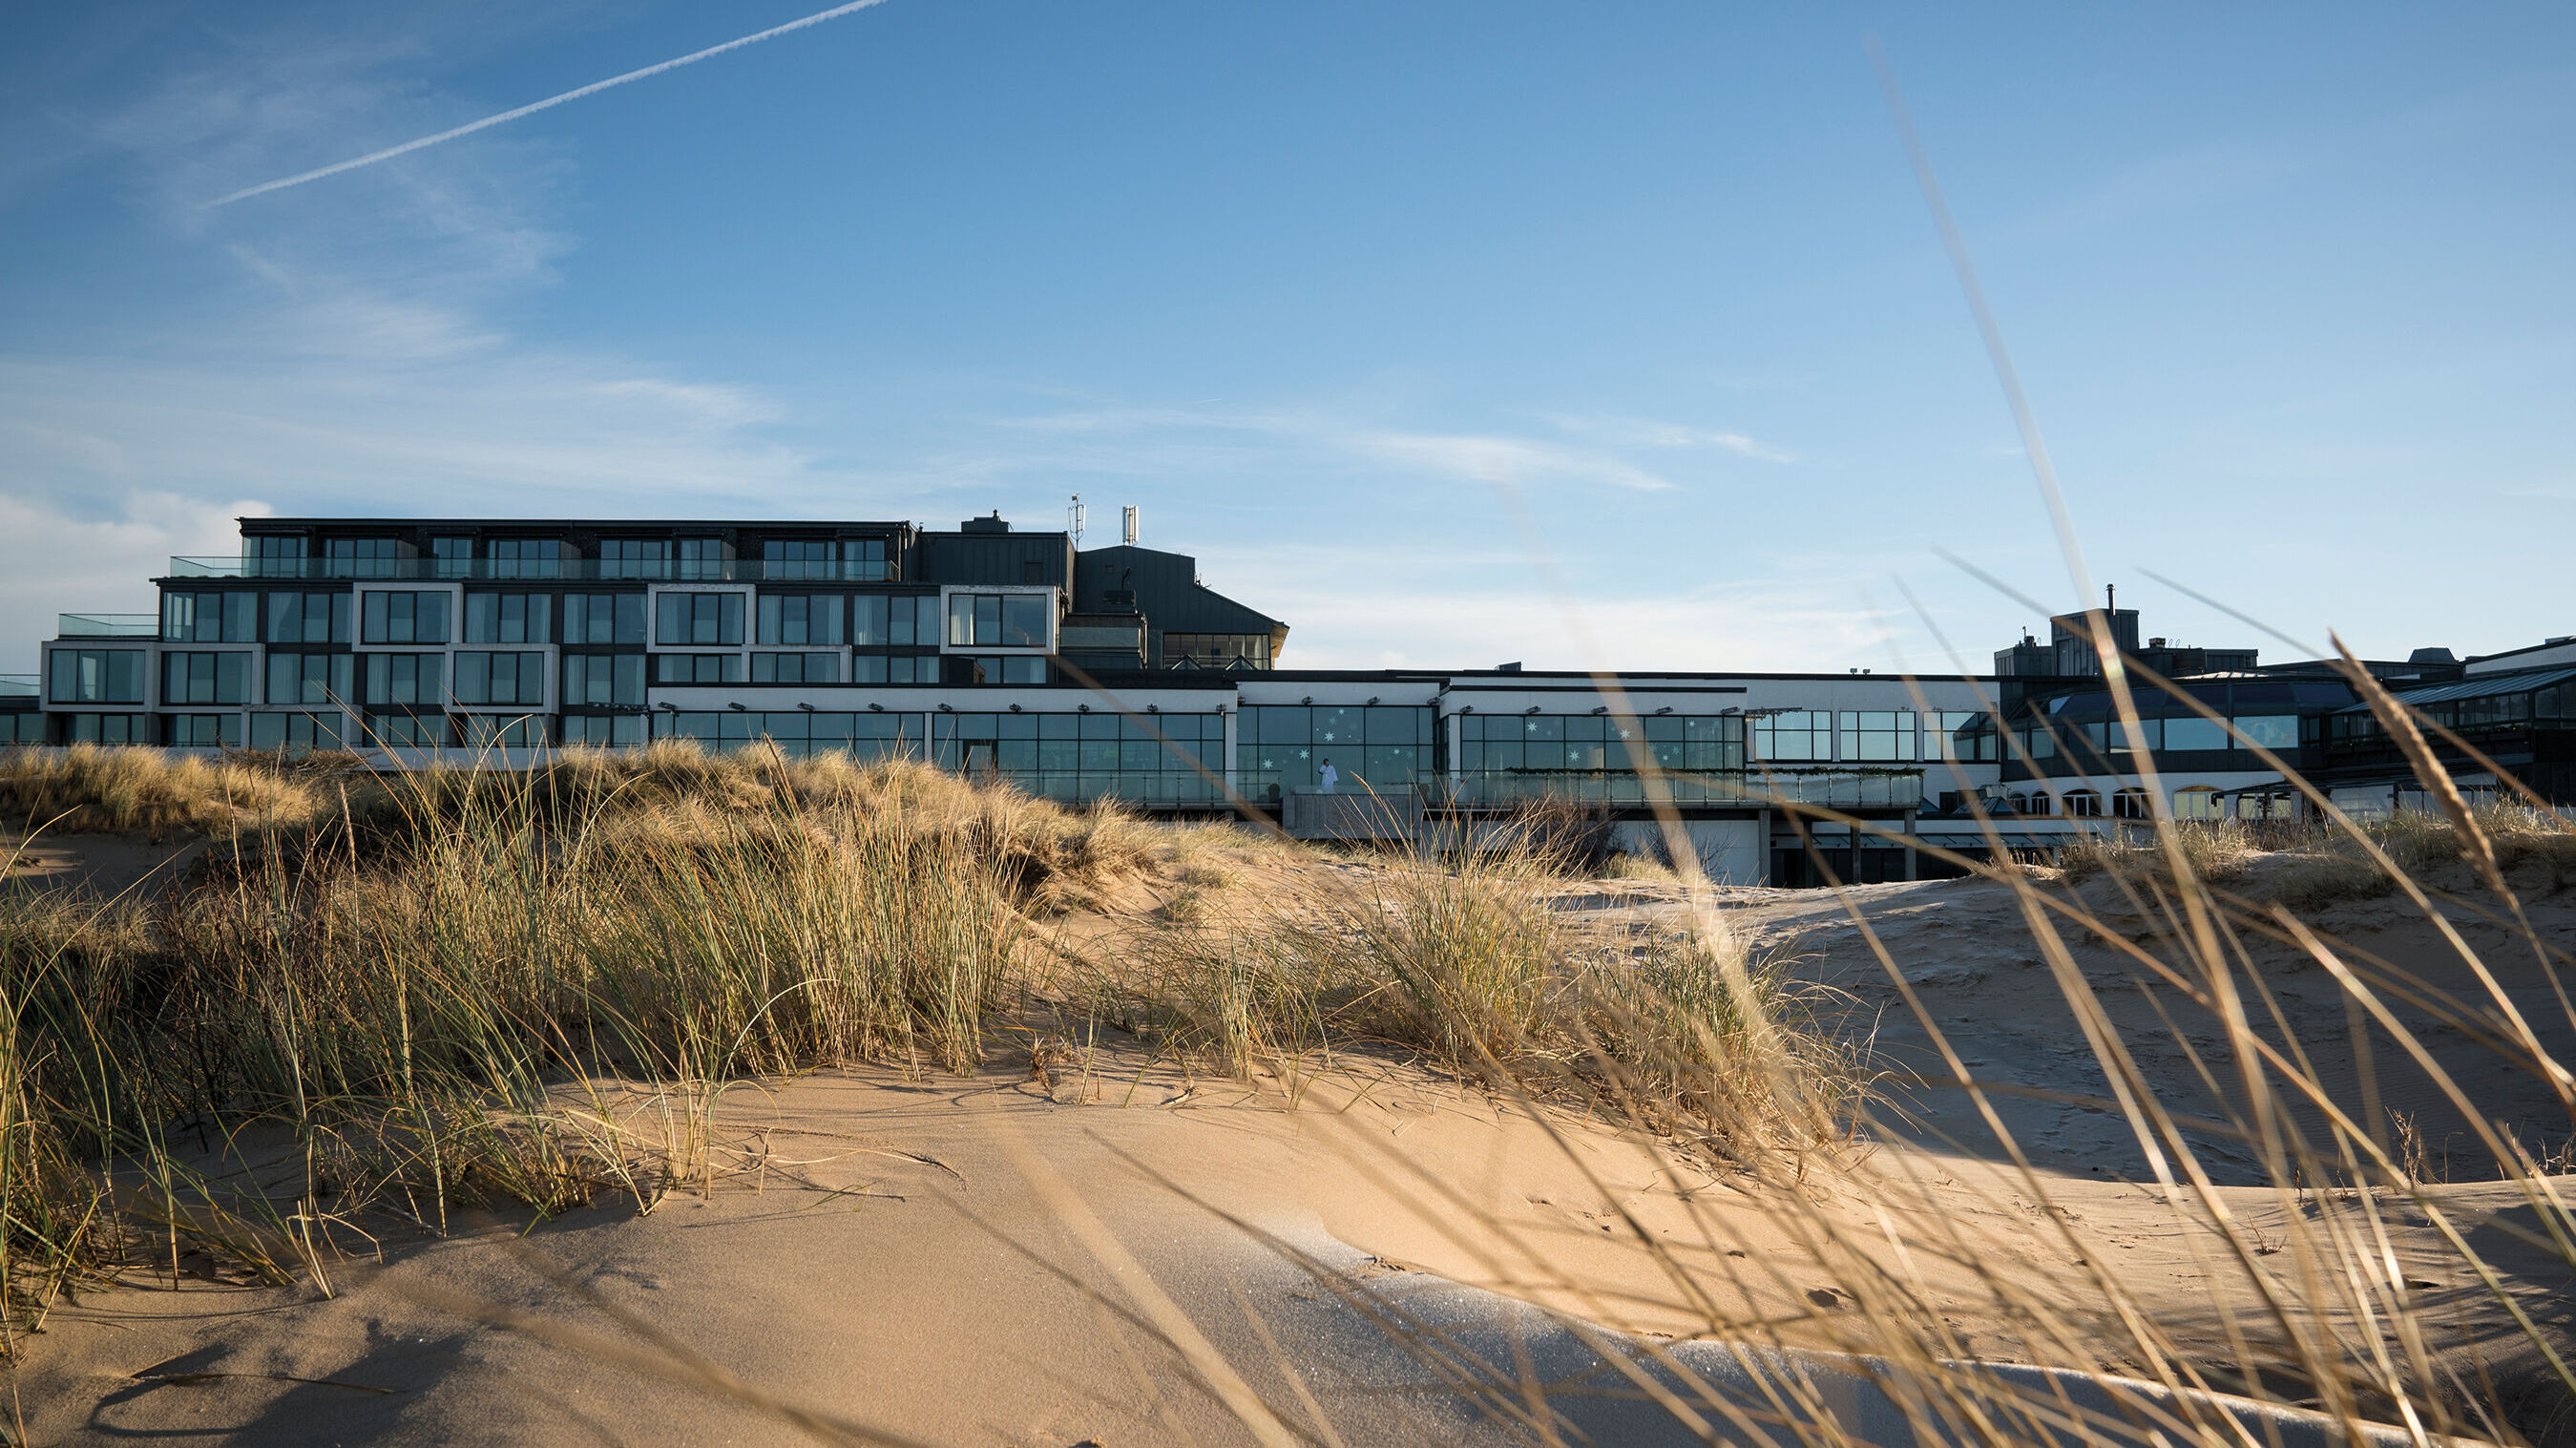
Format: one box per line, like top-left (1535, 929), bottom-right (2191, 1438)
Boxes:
top-left (2332, 664), bottom-right (2576, 714)
top-left (1072, 545), bottom-right (1285, 638)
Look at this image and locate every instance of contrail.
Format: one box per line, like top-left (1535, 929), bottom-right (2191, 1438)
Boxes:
top-left (203, 0), bottom-right (894, 209)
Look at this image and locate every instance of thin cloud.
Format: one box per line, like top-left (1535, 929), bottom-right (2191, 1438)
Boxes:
top-left (202, 0), bottom-right (896, 208)
top-left (1351, 431), bottom-right (1675, 492)
top-left (1542, 411), bottom-right (1795, 463)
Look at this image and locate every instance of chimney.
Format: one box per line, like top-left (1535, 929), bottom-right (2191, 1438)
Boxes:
top-left (1120, 505), bottom-right (1140, 546)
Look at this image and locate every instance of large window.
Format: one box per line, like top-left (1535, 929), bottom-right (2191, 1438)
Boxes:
top-left (365, 653), bottom-right (445, 706)
top-left (366, 714), bottom-right (451, 748)
top-left (654, 592), bottom-right (744, 646)
top-left (937, 710), bottom-right (1223, 803)
top-left (250, 712), bottom-right (348, 751)
top-left (325, 538), bottom-right (402, 577)
top-left (266, 591), bottom-right (351, 644)
top-left (1451, 711), bottom-right (1744, 804)
top-left (453, 652), bottom-right (544, 706)
top-left (49, 649), bottom-right (146, 704)
top-left (2162, 715), bottom-right (2228, 752)
top-left (952, 656), bottom-right (1050, 685)
top-left (1922, 710), bottom-right (1999, 763)
top-left (661, 710), bottom-right (918, 762)
top-left (1753, 710), bottom-right (1830, 763)
top-left (752, 652), bottom-right (841, 683)
top-left (758, 595), bottom-right (846, 646)
top-left (946, 592), bottom-right (1051, 649)
top-left (599, 540), bottom-right (671, 579)
top-left (464, 593), bottom-right (552, 644)
top-left (162, 652), bottom-right (252, 705)
top-left (61, 714), bottom-right (150, 745)
top-left (1837, 711), bottom-right (1916, 762)
top-left (2232, 716), bottom-right (2299, 751)
top-left (849, 655), bottom-right (937, 684)
top-left (268, 652), bottom-right (355, 706)
top-left (563, 593), bottom-right (648, 645)
top-left (163, 591), bottom-right (257, 642)
top-left (855, 595), bottom-right (941, 646)
top-left (168, 714), bottom-right (241, 747)
top-left (561, 714), bottom-right (645, 747)
top-left (432, 537), bottom-right (472, 578)
top-left (361, 591), bottom-right (450, 644)
top-left (762, 540), bottom-right (837, 579)
top-left (760, 538), bottom-right (890, 581)
top-left (656, 654), bottom-right (743, 684)
top-left (489, 539), bottom-right (564, 579)
top-left (250, 535), bottom-right (307, 577)
top-left (563, 654), bottom-right (645, 707)
top-left (460, 716), bottom-right (545, 748)
top-left (1240, 705), bottom-right (1433, 801)
top-left (2063, 788), bottom-right (2104, 818)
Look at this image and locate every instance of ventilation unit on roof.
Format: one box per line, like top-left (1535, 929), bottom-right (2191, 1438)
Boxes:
top-left (1121, 506), bottom-right (1139, 546)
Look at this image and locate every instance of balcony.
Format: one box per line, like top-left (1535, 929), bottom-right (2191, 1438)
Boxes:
top-left (167, 556), bottom-right (903, 582)
top-left (0, 675), bottom-right (36, 700)
top-left (57, 613), bottom-right (159, 638)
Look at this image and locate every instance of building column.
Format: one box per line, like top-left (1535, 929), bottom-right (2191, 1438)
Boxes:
top-left (1902, 807), bottom-right (1918, 881)
top-left (1757, 807), bottom-right (1773, 887)
top-left (1223, 705), bottom-right (1239, 796)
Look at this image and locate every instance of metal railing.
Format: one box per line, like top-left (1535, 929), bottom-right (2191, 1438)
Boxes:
top-left (167, 556), bottom-right (903, 582)
top-left (57, 614), bottom-right (159, 638)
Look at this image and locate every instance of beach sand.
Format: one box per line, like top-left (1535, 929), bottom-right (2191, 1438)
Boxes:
top-left (10, 856), bottom-right (2570, 1444)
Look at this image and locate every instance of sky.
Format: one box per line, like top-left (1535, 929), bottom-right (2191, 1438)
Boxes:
top-left (2, 2), bottom-right (2570, 676)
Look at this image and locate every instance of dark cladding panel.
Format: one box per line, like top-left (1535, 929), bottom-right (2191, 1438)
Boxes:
top-left (917, 532), bottom-right (1074, 589)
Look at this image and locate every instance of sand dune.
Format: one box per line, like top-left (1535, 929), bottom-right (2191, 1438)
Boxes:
top-left (11, 853), bottom-right (2570, 1444)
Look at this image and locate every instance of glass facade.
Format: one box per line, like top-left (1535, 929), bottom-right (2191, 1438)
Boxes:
top-left (168, 713), bottom-right (241, 747)
top-left (751, 652), bottom-right (841, 683)
top-left (855, 595), bottom-right (940, 645)
top-left (563, 653), bottom-right (646, 706)
top-left (162, 651), bottom-right (252, 705)
top-left (464, 593), bottom-right (552, 643)
top-left (936, 710), bottom-right (1224, 803)
top-left (1455, 712), bottom-right (1745, 803)
top-left (757, 594), bottom-right (846, 646)
top-left (365, 653), bottom-right (444, 706)
top-left (1238, 704), bottom-right (1431, 801)
top-left (655, 592), bottom-right (745, 646)
top-left (454, 652), bottom-right (545, 706)
top-left (251, 711), bottom-right (349, 751)
top-left (269, 652), bottom-right (355, 707)
top-left (267, 591), bottom-right (352, 644)
top-left (361, 591), bottom-right (450, 645)
top-left (1753, 710), bottom-right (1830, 762)
top-left (49, 649), bottom-right (146, 704)
top-left (661, 710), bottom-right (920, 761)
top-left (163, 591), bottom-right (257, 642)
top-left (563, 593), bottom-right (649, 645)
top-left (946, 592), bottom-right (1051, 649)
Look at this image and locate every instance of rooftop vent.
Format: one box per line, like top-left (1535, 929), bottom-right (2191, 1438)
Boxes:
top-left (2147, 637), bottom-right (2167, 648)
top-left (961, 512), bottom-right (1011, 535)
top-left (2408, 647), bottom-right (2461, 664)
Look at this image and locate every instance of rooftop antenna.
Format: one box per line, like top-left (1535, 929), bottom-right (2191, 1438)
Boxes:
top-left (1069, 493), bottom-right (1085, 548)
top-left (2106, 582), bottom-right (2116, 613)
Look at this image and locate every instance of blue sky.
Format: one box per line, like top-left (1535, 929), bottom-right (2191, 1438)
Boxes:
top-left (3, 2), bottom-right (2570, 674)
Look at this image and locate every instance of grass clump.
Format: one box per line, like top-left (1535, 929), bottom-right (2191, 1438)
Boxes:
top-left (0, 744), bottom-right (327, 837)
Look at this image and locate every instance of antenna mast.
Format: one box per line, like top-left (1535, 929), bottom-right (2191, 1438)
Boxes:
top-left (1068, 493), bottom-right (1084, 549)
